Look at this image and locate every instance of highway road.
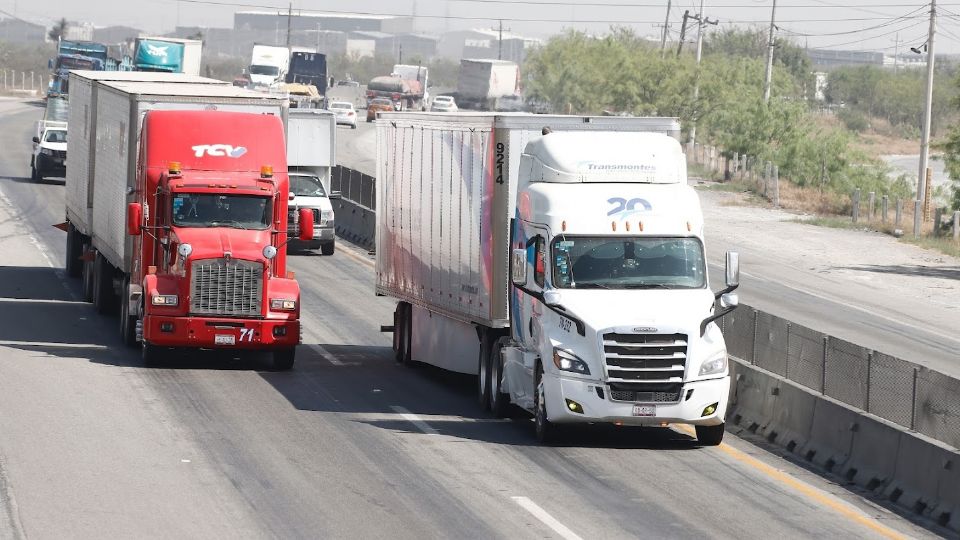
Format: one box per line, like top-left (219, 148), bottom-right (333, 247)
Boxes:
top-left (337, 120), bottom-right (960, 375)
top-left (0, 100), bottom-right (940, 538)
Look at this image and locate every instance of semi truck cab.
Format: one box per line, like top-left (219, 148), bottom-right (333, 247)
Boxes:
top-left (502, 131), bottom-right (739, 443)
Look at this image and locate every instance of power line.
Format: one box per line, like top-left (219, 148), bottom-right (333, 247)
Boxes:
top-left (778, 4), bottom-right (928, 37)
top-left (806, 19), bottom-right (926, 49)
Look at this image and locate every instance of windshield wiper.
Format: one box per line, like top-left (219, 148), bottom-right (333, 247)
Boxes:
top-left (573, 283), bottom-right (613, 289)
top-left (623, 283), bottom-right (673, 289)
top-left (210, 220), bottom-right (249, 230)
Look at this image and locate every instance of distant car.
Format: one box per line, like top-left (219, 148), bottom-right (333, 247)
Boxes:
top-left (288, 172), bottom-right (339, 255)
top-left (31, 127), bottom-right (67, 181)
top-left (367, 98), bottom-right (394, 122)
top-left (328, 101), bottom-right (358, 129)
top-left (431, 95), bottom-right (458, 113)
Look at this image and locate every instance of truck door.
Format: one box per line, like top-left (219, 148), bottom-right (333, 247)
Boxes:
top-left (507, 221), bottom-right (548, 407)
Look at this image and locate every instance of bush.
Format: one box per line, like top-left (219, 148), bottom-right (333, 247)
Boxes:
top-left (837, 108), bottom-right (868, 132)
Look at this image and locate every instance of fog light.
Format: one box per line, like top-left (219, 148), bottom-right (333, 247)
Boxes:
top-left (272, 326), bottom-right (287, 337)
top-left (702, 403), bottom-right (718, 417)
top-left (565, 399), bottom-right (583, 414)
top-left (160, 322), bottom-right (174, 333)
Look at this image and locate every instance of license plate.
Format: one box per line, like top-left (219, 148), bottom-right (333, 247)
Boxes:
top-left (214, 334), bottom-right (236, 345)
top-left (632, 404), bottom-right (656, 417)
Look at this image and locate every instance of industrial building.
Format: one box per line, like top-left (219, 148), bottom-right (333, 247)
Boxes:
top-left (234, 11), bottom-right (413, 35)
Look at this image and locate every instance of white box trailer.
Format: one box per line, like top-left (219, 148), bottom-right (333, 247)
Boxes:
top-left (66, 78), bottom-right (289, 274)
top-left (65, 71), bottom-right (228, 237)
top-left (376, 112), bottom-right (681, 333)
top-left (286, 108), bottom-right (336, 192)
top-left (376, 112), bottom-right (742, 445)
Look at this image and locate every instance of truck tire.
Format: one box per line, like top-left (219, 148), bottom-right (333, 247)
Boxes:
top-left (31, 165), bottom-right (40, 181)
top-left (489, 336), bottom-right (510, 417)
top-left (321, 242), bottom-right (335, 256)
top-left (119, 278), bottom-right (137, 347)
top-left (394, 302), bottom-right (411, 364)
top-left (477, 332), bottom-right (492, 411)
top-left (81, 244), bottom-right (95, 302)
top-left (534, 362), bottom-right (561, 444)
top-left (65, 224), bottom-right (82, 278)
top-left (695, 423), bottom-right (725, 446)
top-left (93, 252), bottom-right (117, 315)
top-left (272, 348), bottom-right (296, 371)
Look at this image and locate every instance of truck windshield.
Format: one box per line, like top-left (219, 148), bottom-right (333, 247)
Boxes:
top-left (552, 236), bottom-right (706, 289)
top-left (172, 194), bottom-right (272, 230)
top-left (249, 65), bottom-right (279, 76)
top-left (290, 175), bottom-right (326, 197)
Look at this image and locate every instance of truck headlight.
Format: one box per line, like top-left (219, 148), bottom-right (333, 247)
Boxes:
top-left (40, 147), bottom-right (54, 156)
top-left (553, 348), bottom-right (590, 375)
top-left (152, 294), bottom-right (178, 306)
top-left (699, 354), bottom-right (728, 376)
top-left (270, 298), bottom-right (296, 311)
top-left (321, 210), bottom-right (334, 222)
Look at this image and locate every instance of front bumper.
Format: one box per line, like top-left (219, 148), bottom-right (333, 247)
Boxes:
top-left (142, 314), bottom-right (300, 349)
top-left (544, 373), bottom-right (730, 426)
top-left (36, 153), bottom-right (66, 177)
top-left (289, 224), bottom-right (335, 248)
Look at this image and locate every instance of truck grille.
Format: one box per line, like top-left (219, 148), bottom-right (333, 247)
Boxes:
top-left (189, 258), bottom-right (263, 317)
top-left (602, 332), bottom-right (688, 383)
top-left (608, 382), bottom-right (683, 403)
top-left (288, 208), bottom-right (322, 233)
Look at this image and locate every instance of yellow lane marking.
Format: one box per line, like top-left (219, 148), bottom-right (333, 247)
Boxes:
top-left (674, 425), bottom-right (906, 540)
top-left (338, 245), bottom-right (375, 268)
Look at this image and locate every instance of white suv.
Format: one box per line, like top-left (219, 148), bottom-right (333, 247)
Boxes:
top-left (31, 127), bottom-right (67, 181)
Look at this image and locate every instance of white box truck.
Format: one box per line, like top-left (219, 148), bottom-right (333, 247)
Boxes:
top-left (249, 44), bottom-right (290, 88)
top-left (286, 108), bottom-right (339, 254)
top-left (376, 113), bottom-right (741, 444)
top-left (64, 75), bottom-right (289, 310)
top-left (456, 59), bottom-right (520, 111)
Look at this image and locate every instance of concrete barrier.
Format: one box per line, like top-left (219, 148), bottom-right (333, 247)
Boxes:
top-left (332, 197), bottom-right (375, 251)
top-left (730, 357), bottom-right (960, 533)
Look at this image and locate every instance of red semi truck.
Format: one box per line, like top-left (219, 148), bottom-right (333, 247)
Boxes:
top-left (64, 74), bottom-right (313, 369)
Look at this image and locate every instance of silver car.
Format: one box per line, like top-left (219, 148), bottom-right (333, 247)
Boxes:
top-left (328, 101), bottom-right (358, 129)
top-left (430, 96), bottom-right (458, 113)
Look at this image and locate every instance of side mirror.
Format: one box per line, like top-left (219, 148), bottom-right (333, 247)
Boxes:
top-left (329, 191), bottom-right (342, 200)
top-left (511, 248), bottom-right (527, 286)
top-left (720, 292), bottom-right (738, 309)
top-left (32, 136), bottom-right (39, 144)
top-left (725, 251), bottom-right (740, 287)
top-left (297, 208), bottom-right (314, 241)
top-left (127, 202), bottom-right (143, 236)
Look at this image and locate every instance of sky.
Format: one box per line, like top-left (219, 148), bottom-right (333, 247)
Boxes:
top-left (2, 0), bottom-right (959, 55)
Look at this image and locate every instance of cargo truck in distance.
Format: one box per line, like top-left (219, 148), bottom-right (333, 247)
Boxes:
top-left (249, 44), bottom-right (290, 87)
top-left (377, 113), bottom-right (740, 444)
top-left (366, 66), bottom-right (427, 111)
top-left (133, 37), bottom-right (203, 75)
top-left (64, 71), bottom-right (313, 369)
top-left (456, 59), bottom-right (521, 111)
top-left (286, 108), bottom-right (339, 254)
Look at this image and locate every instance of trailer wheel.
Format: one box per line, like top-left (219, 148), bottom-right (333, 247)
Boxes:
top-left (65, 224), bottom-right (82, 278)
top-left (695, 423), bottom-right (725, 446)
top-left (93, 252), bottom-right (117, 315)
top-left (119, 277), bottom-right (137, 347)
top-left (394, 302), bottom-right (411, 364)
top-left (489, 336), bottom-right (510, 417)
top-left (534, 362), bottom-right (561, 444)
top-left (477, 332), bottom-right (492, 410)
top-left (272, 348), bottom-right (296, 371)
top-left (81, 244), bottom-right (94, 302)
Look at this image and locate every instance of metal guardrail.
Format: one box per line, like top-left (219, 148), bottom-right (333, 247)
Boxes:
top-left (723, 305), bottom-right (960, 450)
top-left (331, 165), bottom-right (376, 211)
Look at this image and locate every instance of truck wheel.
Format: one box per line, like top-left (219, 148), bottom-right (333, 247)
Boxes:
top-left (320, 242), bottom-right (335, 256)
top-left (394, 302), bottom-right (411, 364)
top-left (65, 224), bottom-right (82, 278)
top-left (534, 362), bottom-right (560, 444)
top-left (272, 348), bottom-right (296, 371)
top-left (142, 342), bottom-right (164, 367)
top-left (81, 244), bottom-right (94, 302)
top-left (489, 336), bottom-right (510, 417)
top-left (695, 423), bottom-right (725, 446)
top-left (119, 278), bottom-right (137, 347)
top-left (477, 333), bottom-right (492, 411)
top-left (93, 252), bottom-right (117, 315)
top-left (31, 166), bottom-right (40, 181)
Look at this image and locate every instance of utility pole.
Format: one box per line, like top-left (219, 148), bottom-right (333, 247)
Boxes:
top-left (676, 10), bottom-right (691, 57)
top-left (689, 1), bottom-right (718, 147)
top-left (892, 32), bottom-right (901, 73)
top-left (285, 2), bottom-right (292, 49)
top-left (916, 0), bottom-right (937, 237)
top-left (763, 0), bottom-right (778, 103)
top-left (660, 0), bottom-right (672, 57)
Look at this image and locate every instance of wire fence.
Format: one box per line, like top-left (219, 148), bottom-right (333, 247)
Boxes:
top-left (723, 304), bottom-right (960, 450)
top-left (0, 68), bottom-right (45, 96)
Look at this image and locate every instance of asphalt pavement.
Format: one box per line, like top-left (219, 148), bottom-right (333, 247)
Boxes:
top-left (0, 101), bottom-right (942, 539)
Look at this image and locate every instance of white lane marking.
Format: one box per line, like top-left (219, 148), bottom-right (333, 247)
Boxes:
top-left (0, 340), bottom-right (108, 350)
top-left (389, 405), bottom-right (439, 436)
top-left (0, 297), bottom-right (87, 305)
top-left (309, 343), bottom-right (349, 366)
top-left (511, 496), bottom-right (584, 540)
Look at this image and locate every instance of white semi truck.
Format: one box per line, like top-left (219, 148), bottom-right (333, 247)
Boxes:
top-left (249, 44), bottom-right (290, 87)
top-left (376, 113), bottom-right (740, 444)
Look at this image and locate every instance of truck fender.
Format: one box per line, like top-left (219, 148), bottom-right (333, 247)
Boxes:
top-left (141, 274), bottom-right (158, 315)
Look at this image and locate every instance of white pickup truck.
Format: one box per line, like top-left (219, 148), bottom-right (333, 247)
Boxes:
top-left (31, 124), bottom-right (68, 181)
